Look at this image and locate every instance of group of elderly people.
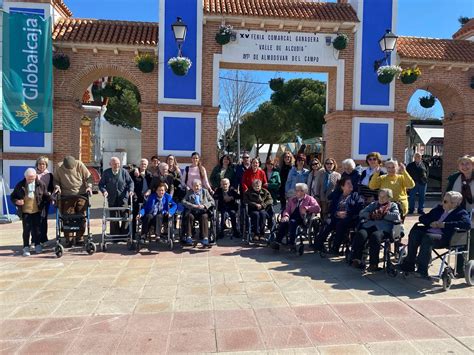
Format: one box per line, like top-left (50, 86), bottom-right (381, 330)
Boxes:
top-left (11, 151), bottom-right (474, 279)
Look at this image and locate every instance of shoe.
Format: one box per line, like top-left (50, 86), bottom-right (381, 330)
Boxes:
top-left (185, 236), bottom-right (194, 245)
top-left (270, 241), bottom-right (280, 250)
top-left (22, 247), bottom-right (31, 257)
top-left (399, 262), bottom-right (415, 273)
top-left (416, 270), bottom-right (430, 279)
top-left (367, 264), bottom-right (381, 272)
top-left (35, 244), bottom-right (43, 254)
top-left (352, 259), bottom-right (361, 268)
top-left (201, 238), bottom-right (209, 246)
top-left (417, 210), bottom-right (425, 215)
top-left (407, 210), bottom-right (414, 215)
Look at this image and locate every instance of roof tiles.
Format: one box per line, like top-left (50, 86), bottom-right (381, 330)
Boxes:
top-left (452, 19), bottom-right (474, 40)
top-left (397, 37), bottom-right (474, 63)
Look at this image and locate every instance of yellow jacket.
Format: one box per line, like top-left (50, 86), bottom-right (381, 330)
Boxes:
top-left (368, 170), bottom-right (415, 215)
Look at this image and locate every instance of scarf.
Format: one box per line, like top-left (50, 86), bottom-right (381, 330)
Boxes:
top-left (369, 202), bottom-right (391, 220)
top-left (323, 171), bottom-right (331, 193)
top-left (27, 182), bottom-right (35, 198)
top-left (461, 173), bottom-right (473, 205)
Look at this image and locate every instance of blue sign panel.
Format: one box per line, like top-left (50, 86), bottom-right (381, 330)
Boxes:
top-left (163, 116), bottom-right (196, 151)
top-left (358, 122), bottom-right (389, 155)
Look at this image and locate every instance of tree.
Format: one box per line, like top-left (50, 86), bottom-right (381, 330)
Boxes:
top-left (270, 78), bottom-right (326, 138)
top-left (220, 71), bottom-right (267, 151)
top-left (458, 16), bottom-right (470, 26)
top-left (104, 77), bottom-right (141, 129)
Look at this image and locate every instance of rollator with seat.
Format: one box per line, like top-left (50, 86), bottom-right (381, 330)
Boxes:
top-left (101, 194), bottom-right (133, 252)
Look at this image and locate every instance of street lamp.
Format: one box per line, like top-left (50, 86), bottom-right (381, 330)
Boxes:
top-left (374, 29), bottom-right (398, 71)
top-left (171, 17), bottom-right (187, 57)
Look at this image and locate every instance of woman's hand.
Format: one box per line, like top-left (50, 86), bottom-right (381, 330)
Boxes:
top-left (398, 163), bottom-right (406, 173)
top-left (15, 199), bottom-right (24, 206)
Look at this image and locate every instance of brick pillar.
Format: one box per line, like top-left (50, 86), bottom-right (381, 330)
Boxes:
top-left (324, 111), bottom-right (353, 164)
top-left (80, 118), bottom-right (92, 163)
top-left (201, 106), bottom-right (219, 167)
top-left (139, 102), bottom-right (158, 161)
top-left (53, 99), bottom-right (83, 163)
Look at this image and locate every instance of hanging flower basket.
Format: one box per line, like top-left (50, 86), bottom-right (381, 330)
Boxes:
top-left (168, 56), bottom-right (192, 76)
top-left (101, 83), bottom-right (118, 98)
top-left (419, 95), bottom-right (436, 108)
top-left (333, 34), bottom-right (348, 51)
top-left (269, 78), bottom-right (285, 91)
top-left (52, 53), bottom-right (70, 70)
top-left (135, 53), bottom-right (157, 73)
top-left (376, 65), bottom-right (402, 84)
top-left (215, 24), bottom-right (233, 45)
top-left (400, 67), bottom-right (421, 84)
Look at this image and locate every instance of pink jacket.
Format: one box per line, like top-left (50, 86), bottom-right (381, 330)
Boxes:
top-left (282, 194), bottom-right (321, 219)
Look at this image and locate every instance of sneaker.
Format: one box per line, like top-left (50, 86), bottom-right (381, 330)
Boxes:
top-left (22, 247), bottom-right (31, 257)
top-left (408, 210), bottom-right (414, 215)
top-left (201, 238), bottom-right (209, 246)
top-left (35, 244), bottom-right (43, 254)
top-left (185, 236), bottom-right (193, 245)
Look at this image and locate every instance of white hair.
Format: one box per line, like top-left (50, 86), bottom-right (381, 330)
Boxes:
top-left (140, 158), bottom-right (148, 165)
top-left (159, 162), bottom-right (169, 170)
top-left (252, 179), bottom-right (262, 187)
top-left (384, 159), bottom-right (398, 168)
top-left (379, 188), bottom-right (393, 199)
top-left (445, 191), bottom-right (463, 207)
top-left (24, 168), bottom-right (37, 177)
top-left (342, 159), bottom-right (356, 170)
top-left (295, 183), bottom-right (308, 193)
top-left (110, 156), bottom-right (120, 164)
top-left (221, 178), bottom-right (230, 185)
top-left (192, 179), bottom-right (202, 186)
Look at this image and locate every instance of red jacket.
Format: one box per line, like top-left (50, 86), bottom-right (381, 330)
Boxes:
top-left (242, 168), bottom-right (268, 192)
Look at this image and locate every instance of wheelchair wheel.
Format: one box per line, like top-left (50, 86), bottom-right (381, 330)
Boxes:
top-left (86, 242), bottom-right (96, 255)
top-left (298, 244), bottom-right (304, 256)
top-left (465, 260), bottom-right (474, 286)
top-left (441, 267), bottom-right (454, 291)
top-left (55, 244), bottom-right (64, 258)
top-left (102, 243), bottom-right (108, 252)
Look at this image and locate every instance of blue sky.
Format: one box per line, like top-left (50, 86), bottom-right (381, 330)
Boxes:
top-left (66, 0), bottom-right (473, 118)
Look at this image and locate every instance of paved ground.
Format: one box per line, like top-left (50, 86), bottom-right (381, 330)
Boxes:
top-left (1, 195), bottom-right (473, 354)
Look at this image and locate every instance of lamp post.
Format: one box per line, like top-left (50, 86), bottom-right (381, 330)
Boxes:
top-left (373, 29), bottom-right (398, 71)
top-left (171, 17), bottom-right (187, 57)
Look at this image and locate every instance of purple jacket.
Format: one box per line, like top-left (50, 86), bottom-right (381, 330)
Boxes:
top-left (282, 194), bottom-right (321, 219)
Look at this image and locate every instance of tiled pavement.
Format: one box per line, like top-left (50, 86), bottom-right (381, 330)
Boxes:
top-left (0, 201), bottom-right (473, 354)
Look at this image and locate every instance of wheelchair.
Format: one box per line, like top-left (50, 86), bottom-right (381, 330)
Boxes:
top-left (178, 205), bottom-right (217, 248)
top-left (241, 203), bottom-right (277, 246)
top-left (215, 199), bottom-right (241, 240)
top-left (135, 209), bottom-right (176, 252)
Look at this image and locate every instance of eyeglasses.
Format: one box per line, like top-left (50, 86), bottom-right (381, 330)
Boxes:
top-left (368, 157), bottom-right (377, 161)
top-left (243, 156), bottom-right (250, 159)
top-left (311, 162), bottom-right (320, 166)
top-left (325, 162), bottom-right (334, 165)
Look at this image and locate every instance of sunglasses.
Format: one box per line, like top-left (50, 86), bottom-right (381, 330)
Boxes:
top-left (368, 157), bottom-right (378, 161)
top-left (325, 162), bottom-right (334, 165)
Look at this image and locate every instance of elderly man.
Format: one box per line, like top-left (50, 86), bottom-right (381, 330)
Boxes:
top-left (131, 158), bottom-right (153, 238)
top-left (400, 191), bottom-right (471, 278)
top-left (99, 157), bottom-right (134, 235)
top-left (407, 153), bottom-right (429, 215)
top-left (243, 179), bottom-right (273, 239)
top-left (213, 178), bottom-right (240, 239)
top-left (11, 168), bottom-right (51, 256)
top-left (182, 179), bottom-right (215, 246)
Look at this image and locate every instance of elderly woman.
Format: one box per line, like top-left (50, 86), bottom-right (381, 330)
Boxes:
top-left (313, 176), bottom-right (364, 254)
top-left (213, 178), bottom-right (240, 239)
top-left (271, 183), bottom-right (320, 249)
top-left (149, 163), bottom-right (175, 196)
top-left (242, 157), bottom-right (268, 192)
top-left (341, 158), bottom-right (361, 191)
top-left (243, 179), bottom-right (273, 239)
top-left (279, 152), bottom-right (294, 211)
top-left (359, 152), bottom-right (385, 202)
top-left (369, 159), bottom-right (415, 216)
top-left (182, 152), bottom-right (212, 192)
top-left (182, 179), bottom-right (215, 246)
top-left (400, 191), bottom-right (471, 278)
top-left (11, 168), bottom-right (52, 256)
top-left (285, 154), bottom-right (310, 198)
top-left (307, 158), bottom-right (323, 199)
top-left (263, 158), bottom-right (281, 203)
top-left (315, 158), bottom-right (341, 217)
top-left (210, 154), bottom-right (235, 191)
top-left (35, 156), bottom-right (54, 245)
top-left (351, 188), bottom-right (401, 271)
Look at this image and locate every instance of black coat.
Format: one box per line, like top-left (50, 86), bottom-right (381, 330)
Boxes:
top-left (131, 170), bottom-right (153, 203)
top-left (214, 187), bottom-right (240, 211)
top-left (419, 205), bottom-right (471, 244)
top-left (328, 190), bottom-right (364, 222)
top-left (10, 178), bottom-right (51, 218)
top-left (406, 161), bottom-right (428, 184)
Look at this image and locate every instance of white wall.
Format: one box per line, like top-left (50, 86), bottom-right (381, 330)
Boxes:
top-left (100, 117), bottom-right (142, 166)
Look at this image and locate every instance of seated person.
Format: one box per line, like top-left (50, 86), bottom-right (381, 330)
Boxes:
top-left (351, 188), bottom-right (401, 271)
top-left (313, 176), bottom-right (364, 254)
top-left (213, 178), bottom-right (240, 239)
top-left (400, 191), bottom-right (471, 278)
top-left (243, 179), bottom-right (273, 239)
top-left (138, 183), bottom-right (177, 240)
top-left (182, 179), bottom-right (215, 246)
top-left (271, 183), bottom-right (320, 249)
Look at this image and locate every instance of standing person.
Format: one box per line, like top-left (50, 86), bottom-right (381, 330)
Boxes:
top-left (181, 152), bottom-right (212, 192)
top-left (369, 159), bottom-right (415, 216)
top-left (341, 159), bottom-right (361, 192)
top-left (11, 168), bottom-right (52, 256)
top-left (131, 158), bottom-right (153, 239)
top-left (406, 153), bottom-right (429, 214)
top-left (285, 153), bottom-right (310, 198)
top-left (149, 163), bottom-right (175, 196)
top-left (234, 151), bottom-right (251, 191)
top-left (36, 156), bottom-right (54, 245)
top-left (148, 155), bottom-right (160, 177)
top-left (279, 151), bottom-right (294, 211)
top-left (99, 157), bottom-right (134, 236)
top-left (242, 157), bottom-right (268, 192)
top-left (263, 158), bottom-right (281, 203)
top-left (359, 152), bottom-right (385, 202)
top-left (307, 158), bottom-right (323, 199)
top-left (315, 158), bottom-right (341, 217)
top-left (210, 154), bottom-right (235, 191)
top-left (166, 155), bottom-right (183, 201)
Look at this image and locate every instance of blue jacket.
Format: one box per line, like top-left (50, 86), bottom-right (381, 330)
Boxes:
top-left (285, 167), bottom-right (310, 196)
top-left (328, 190), bottom-right (364, 222)
top-left (419, 205), bottom-right (471, 244)
top-left (139, 192), bottom-right (177, 217)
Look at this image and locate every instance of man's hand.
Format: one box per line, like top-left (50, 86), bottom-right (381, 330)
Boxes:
top-left (256, 204), bottom-right (262, 210)
top-left (102, 190), bottom-right (108, 198)
top-left (198, 204), bottom-right (206, 210)
top-left (430, 221), bottom-right (444, 228)
top-left (86, 187), bottom-right (93, 196)
top-left (136, 215), bottom-right (141, 221)
top-left (281, 216), bottom-right (289, 223)
top-left (336, 211), bottom-right (347, 219)
top-left (15, 199), bottom-right (24, 206)
top-left (53, 185), bottom-right (61, 194)
top-left (144, 190), bottom-right (151, 198)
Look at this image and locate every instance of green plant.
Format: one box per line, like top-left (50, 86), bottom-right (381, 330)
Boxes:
top-left (134, 53), bottom-right (157, 73)
top-left (333, 33), bottom-right (348, 50)
top-left (269, 78), bottom-right (285, 91)
top-left (400, 67), bottom-right (421, 84)
top-left (419, 94), bottom-right (436, 108)
top-left (376, 65), bottom-right (402, 84)
top-left (52, 53), bottom-right (70, 70)
top-left (101, 83), bottom-right (118, 97)
top-left (167, 56), bottom-right (192, 76)
top-left (215, 24), bottom-right (233, 45)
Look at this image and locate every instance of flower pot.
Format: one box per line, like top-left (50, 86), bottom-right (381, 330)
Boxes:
top-left (53, 54), bottom-right (70, 70)
top-left (333, 35), bottom-right (348, 50)
top-left (138, 61), bottom-right (154, 73)
top-left (170, 62), bottom-right (190, 76)
top-left (215, 33), bottom-right (231, 45)
top-left (419, 96), bottom-right (436, 108)
top-left (377, 72), bottom-right (395, 84)
top-left (401, 73), bottom-right (418, 84)
top-left (269, 78), bottom-right (284, 91)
